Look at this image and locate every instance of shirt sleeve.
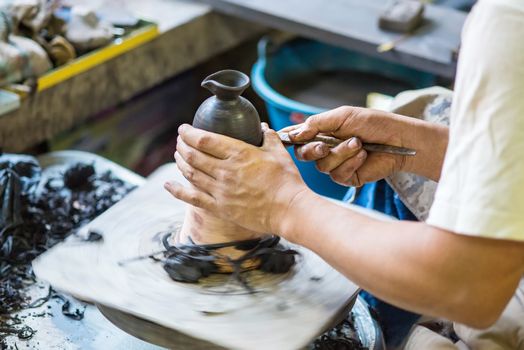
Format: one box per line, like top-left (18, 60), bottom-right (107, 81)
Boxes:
top-left (426, 0), bottom-right (524, 241)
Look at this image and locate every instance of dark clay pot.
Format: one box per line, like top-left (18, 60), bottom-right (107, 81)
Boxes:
top-left (193, 70), bottom-right (263, 146)
top-left (180, 69), bottom-right (264, 251)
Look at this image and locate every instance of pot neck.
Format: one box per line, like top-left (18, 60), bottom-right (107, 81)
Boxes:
top-left (201, 70), bottom-right (250, 101)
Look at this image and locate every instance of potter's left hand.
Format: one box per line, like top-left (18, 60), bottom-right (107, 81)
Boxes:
top-left (165, 123), bottom-right (310, 234)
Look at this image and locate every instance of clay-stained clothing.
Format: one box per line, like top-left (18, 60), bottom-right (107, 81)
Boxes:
top-left (385, 87), bottom-right (452, 221)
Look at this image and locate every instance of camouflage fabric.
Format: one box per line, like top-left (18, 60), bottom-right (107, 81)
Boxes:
top-left (65, 7), bottom-right (113, 51)
top-left (9, 0), bottom-right (57, 36)
top-left (405, 278), bottom-right (524, 349)
top-left (0, 9), bottom-right (51, 86)
top-left (385, 87), bottom-right (452, 221)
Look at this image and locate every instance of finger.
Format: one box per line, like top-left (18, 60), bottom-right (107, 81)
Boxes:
top-left (294, 142), bottom-right (330, 161)
top-left (164, 180), bottom-right (215, 210)
top-left (178, 124), bottom-right (242, 159)
top-left (316, 137), bottom-right (362, 174)
top-left (346, 152), bottom-right (398, 186)
top-left (175, 152), bottom-right (215, 192)
top-left (261, 125), bottom-right (285, 150)
top-left (329, 149), bottom-right (367, 186)
top-left (278, 124), bottom-right (303, 134)
top-left (289, 106), bottom-right (358, 141)
top-left (176, 138), bottom-right (220, 178)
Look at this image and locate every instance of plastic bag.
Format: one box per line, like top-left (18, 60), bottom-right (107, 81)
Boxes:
top-left (0, 154), bottom-right (41, 258)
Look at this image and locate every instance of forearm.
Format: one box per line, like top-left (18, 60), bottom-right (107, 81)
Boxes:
top-left (279, 190), bottom-right (524, 327)
top-left (395, 114), bottom-right (449, 181)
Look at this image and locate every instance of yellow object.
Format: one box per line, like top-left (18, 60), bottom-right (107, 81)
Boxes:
top-left (377, 41), bottom-right (396, 53)
top-left (37, 24), bottom-right (159, 91)
top-left (377, 32), bottom-right (413, 53)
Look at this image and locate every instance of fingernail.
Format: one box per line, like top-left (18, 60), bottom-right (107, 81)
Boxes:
top-left (289, 128), bottom-right (302, 139)
top-left (178, 124), bottom-right (188, 133)
top-left (347, 137), bottom-right (361, 150)
top-left (315, 144), bottom-right (328, 156)
top-left (164, 182), bottom-right (172, 190)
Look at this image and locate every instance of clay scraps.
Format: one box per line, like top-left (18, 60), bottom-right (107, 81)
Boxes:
top-left (0, 154), bottom-right (136, 342)
top-left (161, 234), bottom-right (297, 288)
top-left (121, 233), bottom-right (298, 290)
top-left (310, 314), bottom-right (367, 350)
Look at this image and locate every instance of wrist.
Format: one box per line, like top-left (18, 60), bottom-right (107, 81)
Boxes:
top-left (400, 120), bottom-right (449, 181)
top-left (273, 186), bottom-right (318, 243)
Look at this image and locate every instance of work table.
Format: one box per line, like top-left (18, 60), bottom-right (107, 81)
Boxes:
top-left (196, 0), bottom-right (466, 78)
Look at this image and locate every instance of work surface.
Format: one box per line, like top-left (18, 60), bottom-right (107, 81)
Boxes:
top-left (33, 164), bottom-right (362, 350)
top-left (196, 0), bottom-right (466, 78)
top-left (3, 154), bottom-right (393, 349)
top-left (1, 151), bottom-right (157, 350)
top-left (2, 291), bottom-right (165, 350)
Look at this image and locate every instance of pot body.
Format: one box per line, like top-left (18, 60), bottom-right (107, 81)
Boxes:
top-left (180, 207), bottom-right (260, 264)
top-left (193, 69), bottom-right (262, 146)
top-left (193, 95), bottom-right (263, 146)
top-left (179, 70), bottom-right (264, 258)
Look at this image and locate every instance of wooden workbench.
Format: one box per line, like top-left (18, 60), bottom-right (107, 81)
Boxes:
top-left (0, 0), bottom-right (265, 152)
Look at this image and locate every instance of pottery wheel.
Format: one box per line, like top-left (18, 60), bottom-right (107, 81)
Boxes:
top-left (33, 164), bottom-right (360, 350)
top-left (96, 299), bottom-right (357, 350)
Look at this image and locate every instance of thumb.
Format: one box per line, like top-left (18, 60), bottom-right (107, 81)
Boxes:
top-left (261, 122), bottom-right (284, 150)
top-left (288, 109), bottom-right (347, 141)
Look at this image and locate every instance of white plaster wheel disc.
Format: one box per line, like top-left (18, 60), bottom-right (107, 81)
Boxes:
top-left (34, 164), bottom-right (359, 350)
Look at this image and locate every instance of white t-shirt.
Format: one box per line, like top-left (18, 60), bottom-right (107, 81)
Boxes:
top-left (426, 0), bottom-right (524, 241)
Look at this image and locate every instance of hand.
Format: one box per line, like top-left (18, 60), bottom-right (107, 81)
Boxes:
top-left (164, 123), bottom-right (310, 235)
top-left (282, 106), bottom-right (415, 186)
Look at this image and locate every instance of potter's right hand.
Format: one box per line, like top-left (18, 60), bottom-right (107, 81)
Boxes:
top-left (282, 106), bottom-right (410, 186)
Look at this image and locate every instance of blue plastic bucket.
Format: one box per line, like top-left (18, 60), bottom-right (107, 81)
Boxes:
top-left (251, 37), bottom-right (436, 199)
